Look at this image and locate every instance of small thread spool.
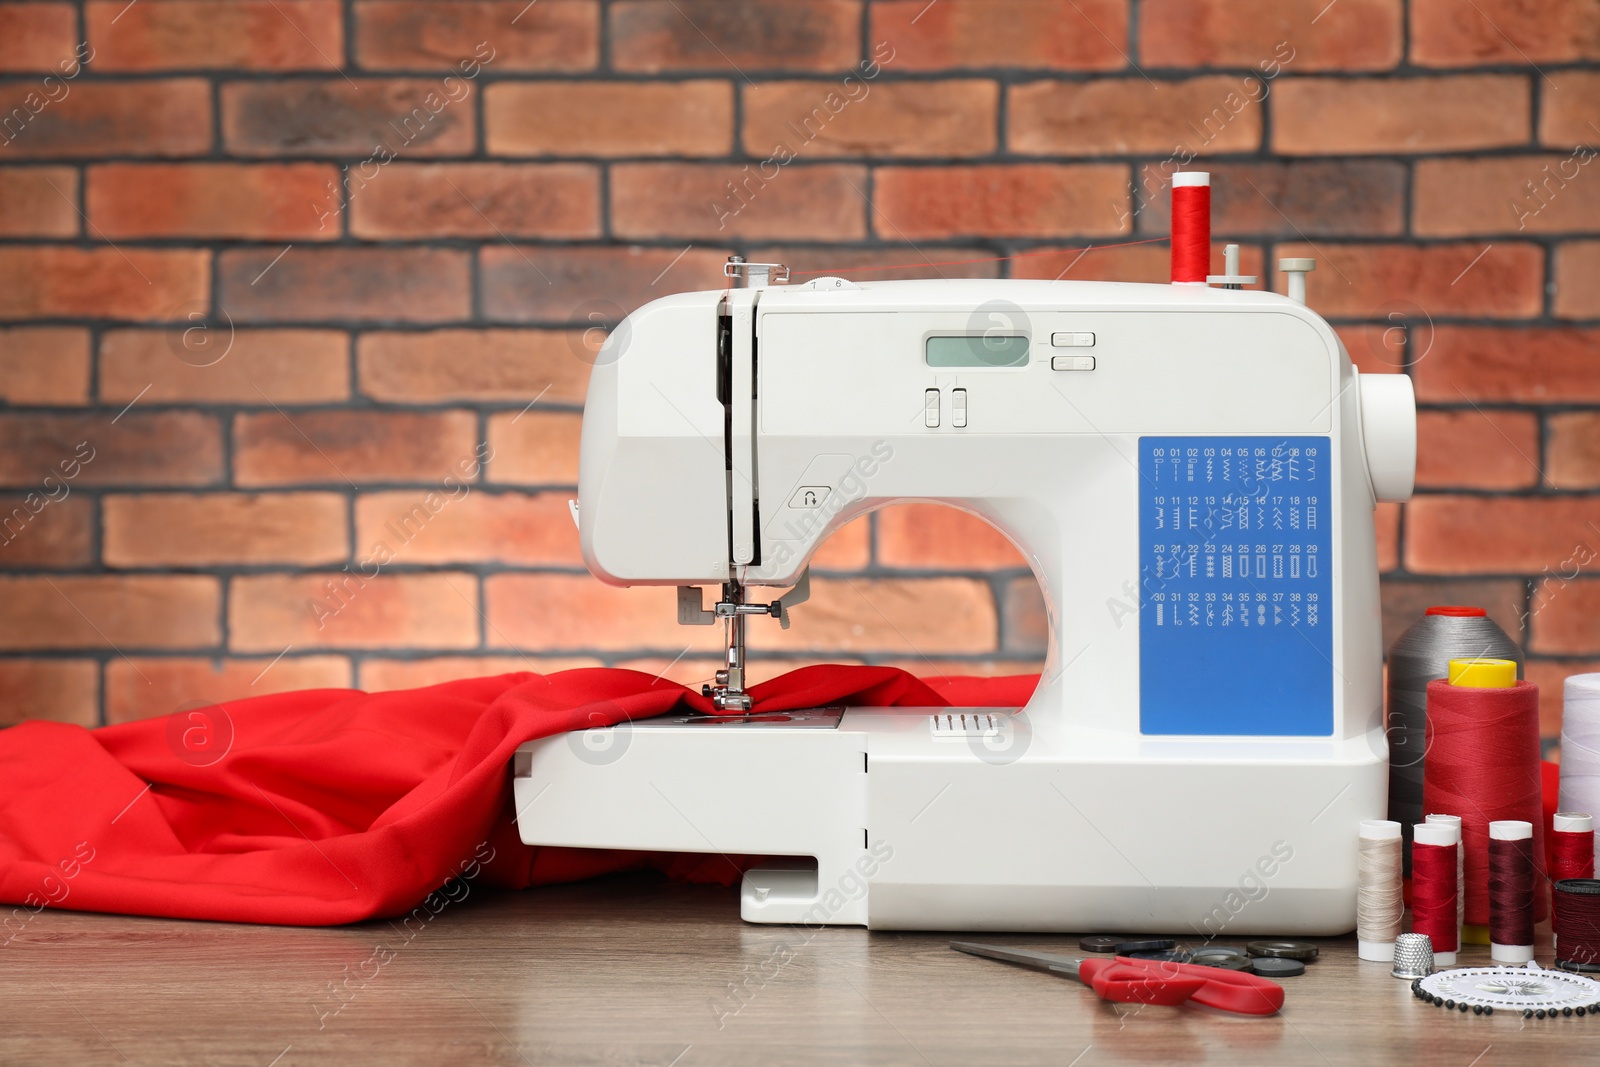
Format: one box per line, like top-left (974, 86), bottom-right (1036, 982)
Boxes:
top-left (1413, 820), bottom-right (1461, 965)
top-left (1169, 172), bottom-right (1211, 284)
top-left (1423, 659), bottom-right (1545, 930)
top-left (1358, 819), bottom-right (1404, 962)
top-left (1560, 676), bottom-right (1600, 839)
top-left (1552, 813), bottom-right (1595, 939)
top-left (1489, 820), bottom-right (1536, 964)
top-left (1385, 607), bottom-right (1522, 875)
top-left (1553, 878), bottom-right (1600, 971)
top-left (1425, 813), bottom-right (1465, 941)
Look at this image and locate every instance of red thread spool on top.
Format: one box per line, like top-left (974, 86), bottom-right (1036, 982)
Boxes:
top-left (1170, 172), bottom-right (1211, 284)
top-left (1425, 606), bottom-right (1487, 617)
top-left (1422, 677), bottom-right (1546, 926)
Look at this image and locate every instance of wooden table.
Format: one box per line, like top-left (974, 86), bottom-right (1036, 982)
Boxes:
top-left (1, 875), bottom-right (1592, 1065)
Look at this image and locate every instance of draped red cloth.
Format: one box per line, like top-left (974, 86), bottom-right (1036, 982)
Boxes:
top-left (0, 666), bottom-right (1036, 926)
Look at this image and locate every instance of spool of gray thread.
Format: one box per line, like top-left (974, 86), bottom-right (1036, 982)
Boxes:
top-left (1386, 607), bottom-right (1522, 875)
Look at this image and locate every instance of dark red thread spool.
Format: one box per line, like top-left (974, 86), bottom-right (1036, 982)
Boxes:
top-left (1489, 820), bottom-right (1536, 963)
top-left (1412, 821), bottom-right (1460, 963)
top-left (1422, 677), bottom-right (1545, 927)
top-left (1169, 172), bottom-right (1210, 284)
top-left (1553, 879), bottom-right (1600, 971)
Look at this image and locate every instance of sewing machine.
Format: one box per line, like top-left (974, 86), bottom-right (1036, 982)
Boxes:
top-left (513, 181), bottom-right (1416, 934)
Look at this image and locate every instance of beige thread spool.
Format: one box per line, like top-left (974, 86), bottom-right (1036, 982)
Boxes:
top-left (1359, 819), bottom-right (1404, 962)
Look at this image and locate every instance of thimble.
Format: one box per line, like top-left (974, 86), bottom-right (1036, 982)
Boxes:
top-left (1392, 933), bottom-right (1434, 979)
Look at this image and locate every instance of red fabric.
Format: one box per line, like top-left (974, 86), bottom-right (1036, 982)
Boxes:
top-left (0, 666), bottom-right (1036, 926)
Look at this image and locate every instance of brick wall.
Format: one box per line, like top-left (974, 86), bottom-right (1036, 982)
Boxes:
top-left (0, 0), bottom-right (1595, 743)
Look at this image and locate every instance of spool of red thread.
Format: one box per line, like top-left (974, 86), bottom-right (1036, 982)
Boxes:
top-left (1489, 820), bottom-right (1536, 963)
top-left (1412, 820), bottom-right (1460, 964)
top-left (1169, 172), bottom-right (1211, 284)
top-left (1552, 812), bottom-right (1595, 932)
top-left (1422, 666), bottom-right (1545, 928)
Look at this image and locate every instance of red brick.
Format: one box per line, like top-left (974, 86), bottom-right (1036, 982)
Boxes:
top-left (1415, 157), bottom-right (1600, 237)
top-left (744, 81), bottom-right (997, 158)
top-left (1412, 0), bottom-right (1600, 65)
top-left (356, 0), bottom-right (597, 71)
top-left (88, 0), bottom-right (342, 70)
top-left (0, 3), bottom-right (76, 72)
top-left (230, 572), bottom-right (480, 652)
top-left (218, 248), bottom-right (470, 324)
top-left (1010, 241), bottom-right (1264, 284)
top-left (1137, 161), bottom-right (1406, 237)
top-left (488, 81), bottom-right (730, 157)
top-left (874, 0), bottom-right (1127, 71)
top-left (0, 167), bottom-right (76, 237)
top-left (1415, 410), bottom-right (1540, 490)
top-left (1376, 502), bottom-right (1400, 573)
top-left (359, 656), bottom-right (602, 692)
top-left (0, 493), bottom-right (92, 567)
top-left (1271, 242), bottom-right (1543, 319)
top-left (104, 493), bottom-right (348, 567)
top-left (1380, 577), bottom-right (1528, 651)
top-left (1406, 496), bottom-right (1600, 574)
top-left (105, 656), bottom-right (353, 724)
top-left (234, 410), bottom-right (478, 487)
top-left (0, 247), bottom-right (208, 322)
top-left (812, 514), bottom-right (869, 571)
top-left (1540, 70), bottom-right (1600, 149)
top-left (1531, 580), bottom-right (1600, 656)
top-left (1002, 575), bottom-right (1046, 656)
top-left (0, 412), bottom-right (222, 488)
top-left (100, 328), bottom-right (349, 405)
top-left (87, 164), bottom-right (339, 241)
top-left (358, 330), bottom-right (590, 404)
top-left (221, 79), bottom-right (476, 157)
top-left (1334, 325), bottom-right (1407, 376)
top-left (877, 504), bottom-right (1026, 570)
top-left (1273, 76), bottom-right (1530, 155)
top-left (348, 163), bottom-right (599, 239)
top-left (356, 489), bottom-right (579, 566)
top-left (0, 660), bottom-right (97, 727)
top-left (0, 79), bottom-right (212, 158)
top-left (747, 245), bottom-right (1003, 281)
top-left (0, 575), bottom-right (218, 649)
top-left (481, 246), bottom-right (731, 324)
top-left (1010, 77), bottom-right (1261, 157)
top-left (1555, 241), bottom-right (1600, 318)
top-left (0, 327), bottom-right (89, 404)
top-left (1141, 0), bottom-right (1400, 71)
top-left (611, 163), bottom-right (867, 241)
top-left (485, 412), bottom-right (581, 486)
top-left (1549, 413), bottom-right (1600, 490)
top-left (873, 164), bottom-right (1129, 239)
top-left (612, 0), bottom-right (859, 72)
top-left (1413, 327), bottom-right (1600, 403)
top-left (1527, 659), bottom-right (1600, 739)
top-left (485, 576), bottom-right (713, 653)
top-left (753, 577), bottom-right (998, 655)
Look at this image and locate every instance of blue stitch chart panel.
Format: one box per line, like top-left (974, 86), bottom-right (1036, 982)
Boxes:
top-left (1139, 437), bottom-right (1333, 736)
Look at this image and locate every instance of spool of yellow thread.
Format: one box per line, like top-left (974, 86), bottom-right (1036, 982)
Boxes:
top-left (1448, 657), bottom-right (1520, 944)
top-left (1448, 658), bottom-right (1517, 689)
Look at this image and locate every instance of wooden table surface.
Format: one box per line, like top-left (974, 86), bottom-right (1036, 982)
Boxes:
top-left (1, 874), bottom-right (1592, 1066)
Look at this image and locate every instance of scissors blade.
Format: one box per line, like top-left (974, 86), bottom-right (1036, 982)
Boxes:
top-left (949, 941), bottom-right (1084, 981)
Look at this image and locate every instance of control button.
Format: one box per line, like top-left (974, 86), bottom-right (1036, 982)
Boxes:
top-left (924, 388), bottom-right (940, 427)
top-left (789, 485), bottom-right (830, 509)
top-left (1051, 332), bottom-right (1096, 348)
top-left (1051, 355), bottom-right (1096, 371)
top-left (952, 388), bottom-right (967, 428)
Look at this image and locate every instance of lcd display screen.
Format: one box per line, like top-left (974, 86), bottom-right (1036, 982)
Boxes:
top-left (925, 335), bottom-right (1030, 368)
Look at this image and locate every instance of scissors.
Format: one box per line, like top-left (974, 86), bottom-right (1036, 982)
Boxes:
top-left (950, 941), bottom-right (1285, 1016)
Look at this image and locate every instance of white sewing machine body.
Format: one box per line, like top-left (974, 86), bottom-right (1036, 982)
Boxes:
top-left (514, 274), bottom-right (1416, 935)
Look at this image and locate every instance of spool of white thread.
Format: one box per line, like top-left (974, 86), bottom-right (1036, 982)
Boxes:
top-left (1413, 820), bottom-right (1460, 966)
top-left (1560, 675), bottom-right (1600, 858)
top-left (1426, 813), bottom-right (1466, 939)
top-left (1358, 819), bottom-right (1404, 962)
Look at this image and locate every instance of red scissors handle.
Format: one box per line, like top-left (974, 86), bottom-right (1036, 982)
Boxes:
top-left (1079, 957), bottom-right (1285, 1015)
